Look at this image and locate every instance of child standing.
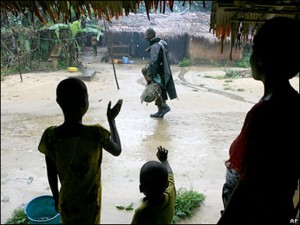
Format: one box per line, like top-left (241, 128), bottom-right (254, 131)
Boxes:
top-left (38, 77), bottom-right (123, 224)
top-left (131, 146), bottom-right (176, 224)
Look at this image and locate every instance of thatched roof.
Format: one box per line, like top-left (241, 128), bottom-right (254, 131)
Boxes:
top-left (209, 0), bottom-right (300, 57)
top-left (210, 0), bottom-right (300, 40)
top-left (0, 1), bottom-right (182, 24)
top-left (1, 0), bottom-right (300, 53)
top-left (1, 1), bottom-right (299, 30)
top-left (102, 11), bottom-right (218, 42)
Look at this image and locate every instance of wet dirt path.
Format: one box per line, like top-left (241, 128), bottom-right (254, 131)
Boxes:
top-left (1, 59), bottom-right (299, 224)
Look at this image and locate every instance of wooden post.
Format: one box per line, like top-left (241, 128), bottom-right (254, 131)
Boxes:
top-left (103, 17), bottom-right (120, 90)
top-left (50, 45), bottom-right (62, 71)
top-left (52, 57), bottom-right (58, 70)
top-left (12, 28), bottom-right (23, 82)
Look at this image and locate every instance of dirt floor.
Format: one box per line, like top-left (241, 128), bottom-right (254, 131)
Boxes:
top-left (1, 49), bottom-right (299, 224)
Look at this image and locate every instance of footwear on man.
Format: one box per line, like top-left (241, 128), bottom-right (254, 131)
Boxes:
top-left (150, 107), bottom-right (162, 118)
top-left (158, 105), bottom-right (171, 118)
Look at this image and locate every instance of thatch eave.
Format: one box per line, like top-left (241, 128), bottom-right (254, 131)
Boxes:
top-left (1, 0), bottom-right (300, 37)
top-left (1, 0), bottom-right (300, 56)
top-left (210, 0), bottom-right (300, 37)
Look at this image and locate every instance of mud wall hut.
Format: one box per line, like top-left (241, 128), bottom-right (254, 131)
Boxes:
top-left (99, 12), bottom-right (242, 63)
top-left (187, 35), bottom-right (241, 62)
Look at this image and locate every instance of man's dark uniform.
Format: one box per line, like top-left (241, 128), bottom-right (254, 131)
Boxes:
top-left (144, 28), bottom-right (177, 118)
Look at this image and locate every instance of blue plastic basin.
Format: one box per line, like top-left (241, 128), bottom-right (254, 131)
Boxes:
top-left (24, 195), bottom-right (60, 224)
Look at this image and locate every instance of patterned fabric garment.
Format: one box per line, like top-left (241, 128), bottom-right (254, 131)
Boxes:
top-left (225, 89), bottom-right (300, 183)
top-left (39, 124), bottom-right (110, 224)
top-left (131, 174), bottom-right (176, 224)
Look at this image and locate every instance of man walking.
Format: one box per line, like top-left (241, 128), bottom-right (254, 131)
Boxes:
top-left (143, 27), bottom-right (177, 118)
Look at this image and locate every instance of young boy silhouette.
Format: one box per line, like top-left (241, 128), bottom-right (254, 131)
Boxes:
top-left (131, 146), bottom-right (176, 224)
top-left (38, 77), bottom-right (123, 224)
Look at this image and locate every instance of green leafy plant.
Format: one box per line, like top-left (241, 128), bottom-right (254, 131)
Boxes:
top-left (235, 47), bottom-right (251, 68)
top-left (178, 58), bottom-right (193, 67)
top-left (173, 188), bottom-right (206, 224)
top-left (115, 202), bottom-right (134, 211)
top-left (203, 75), bottom-right (224, 79)
top-left (224, 69), bottom-right (241, 78)
top-left (5, 205), bottom-right (28, 224)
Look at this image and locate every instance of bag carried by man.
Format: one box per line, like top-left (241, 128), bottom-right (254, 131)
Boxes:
top-left (140, 82), bottom-right (161, 103)
top-left (140, 63), bottom-right (162, 103)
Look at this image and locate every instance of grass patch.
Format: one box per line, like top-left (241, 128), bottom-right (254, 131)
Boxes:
top-left (224, 69), bottom-right (241, 79)
top-left (173, 188), bottom-right (206, 224)
top-left (203, 75), bottom-right (224, 79)
top-left (5, 205), bottom-right (28, 224)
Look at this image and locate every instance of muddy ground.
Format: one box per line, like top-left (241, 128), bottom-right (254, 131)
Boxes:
top-left (1, 49), bottom-right (299, 224)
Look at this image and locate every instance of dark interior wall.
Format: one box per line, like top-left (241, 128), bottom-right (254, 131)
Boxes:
top-left (104, 31), bottom-right (148, 59)
top-left (105, 31), bottom-right (188, 63)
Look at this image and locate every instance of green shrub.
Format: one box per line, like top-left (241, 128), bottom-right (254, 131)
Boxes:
top-left (173, 188), bottom-right (206, 223)
top-left (235, 47), bottom-right (251, 68)
top-left (224, 69), bottom-right (240, 78)
top-left (178, 58), bottom-right (193, 67)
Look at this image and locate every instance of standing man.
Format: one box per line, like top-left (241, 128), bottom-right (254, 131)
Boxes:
top-left (143, 27), bottom-right (177, 118)
top-left (91, 34), bottom-right (97, 57)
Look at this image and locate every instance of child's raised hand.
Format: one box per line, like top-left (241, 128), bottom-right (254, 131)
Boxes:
top-left (157, 146), bottom-right (168, 162)
top-left (107, 99), bottom-right (123, 121)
